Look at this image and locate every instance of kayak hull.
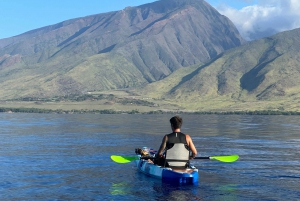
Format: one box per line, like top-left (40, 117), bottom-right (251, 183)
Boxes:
top-left (135, 158), bottom-right (198, 184)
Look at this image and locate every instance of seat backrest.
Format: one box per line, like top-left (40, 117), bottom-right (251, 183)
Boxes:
top-left (165, 143), bottom-right (190, 168)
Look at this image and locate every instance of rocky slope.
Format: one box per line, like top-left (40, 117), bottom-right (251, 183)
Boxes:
top-left (0, 0), bottom-right (245, 99)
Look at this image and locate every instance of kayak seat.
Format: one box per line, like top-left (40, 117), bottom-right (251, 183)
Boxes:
top-left (164, 143), bottom-right (190, 169)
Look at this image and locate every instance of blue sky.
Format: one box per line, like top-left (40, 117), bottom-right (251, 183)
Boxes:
top-left (0, 0), bottom-right (299, 40)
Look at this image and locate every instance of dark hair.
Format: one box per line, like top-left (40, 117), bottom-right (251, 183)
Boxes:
top-left (169, 116), bottom-right (182, 129)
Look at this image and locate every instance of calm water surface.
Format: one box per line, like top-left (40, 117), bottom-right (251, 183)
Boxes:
top-left (0, 114), bottom-right (299, 200)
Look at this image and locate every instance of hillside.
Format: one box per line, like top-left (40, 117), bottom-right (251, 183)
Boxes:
top-left (136, 28), bottom-right (300, 112)
top-left (0, 0), bottom-right (245, 99)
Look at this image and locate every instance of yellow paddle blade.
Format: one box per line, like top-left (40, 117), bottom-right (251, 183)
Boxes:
top-left (210, 155), bottom-right (239, 162)
top-left (110, 155), bottom-right (139, 163)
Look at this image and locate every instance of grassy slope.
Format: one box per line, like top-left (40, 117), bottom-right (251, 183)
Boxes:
top-left (0, 53), bottom-right (148, 99)
top-left (134, 29), bottom-right (300, 112)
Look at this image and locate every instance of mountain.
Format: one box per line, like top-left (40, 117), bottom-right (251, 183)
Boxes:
top-left (0, 0), bottom-right (245, 99)
top-left (137, 28), bottom-right (300, 111)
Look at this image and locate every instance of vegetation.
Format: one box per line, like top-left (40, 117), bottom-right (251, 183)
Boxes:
top-left (12, 93), bottom-right (155, 106)
top-left (0, 107), bottom-right (120, 114)
top-left (1, 91), bottom-right (299, 115)
top-left (1, 106), bottom-right (300, 115)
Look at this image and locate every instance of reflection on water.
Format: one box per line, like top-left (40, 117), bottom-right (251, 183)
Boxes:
top-left (110, 182), bottom-right (130, 195)
top-left (0, 113), bottom-right (299, 200)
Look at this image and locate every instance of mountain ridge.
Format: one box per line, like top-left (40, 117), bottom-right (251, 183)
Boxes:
top-left (136, 27), bottom-right (300, 111)
top-left (0, 0), bottom-right (245, 99)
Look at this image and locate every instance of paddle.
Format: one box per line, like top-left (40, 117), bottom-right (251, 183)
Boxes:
top-left (194, 155), bottom-right (239, 163)
top-left (111, 154), bottom-right (239, 164)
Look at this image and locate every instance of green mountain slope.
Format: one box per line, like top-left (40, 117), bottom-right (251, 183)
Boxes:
top-left (137, 28), bottom-right (300, 111)
top-left (0, 0), bottom-right (245, 99)
top-left (0, 53), bottom-right (147, 99)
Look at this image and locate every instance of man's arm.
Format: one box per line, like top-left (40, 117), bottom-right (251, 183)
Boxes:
top-left (157, 135), bottom-right (168, 157)
top-left (186, 134), bottom-right (197, 158)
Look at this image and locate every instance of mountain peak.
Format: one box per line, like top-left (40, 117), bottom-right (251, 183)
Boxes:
top-left (0, 0), bottom-right (245, 99)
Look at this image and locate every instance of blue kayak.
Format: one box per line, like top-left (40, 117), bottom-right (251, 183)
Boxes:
top-left (135, 156), bottom-right (199, 184)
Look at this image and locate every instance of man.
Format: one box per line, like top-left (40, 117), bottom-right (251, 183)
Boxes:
top-left (155, 116), bottom-right (197, 167)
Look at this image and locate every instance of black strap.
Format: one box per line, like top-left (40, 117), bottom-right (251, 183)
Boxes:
top-left (168, 166), bottom-right (187, 168)
top-left (166, 159), bottom-right (189, 162)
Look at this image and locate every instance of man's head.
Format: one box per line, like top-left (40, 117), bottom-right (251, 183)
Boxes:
top-left (169, 116), bottom-right (182, 129)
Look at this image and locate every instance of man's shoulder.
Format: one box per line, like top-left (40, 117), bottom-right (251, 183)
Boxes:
top-left (185, 134), bottom-right (191, 140)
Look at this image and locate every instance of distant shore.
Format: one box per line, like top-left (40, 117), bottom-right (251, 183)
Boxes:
top-left (1, 93), bottom-right (300, 115)
top-left (1, 107), bottom-right (300, 115)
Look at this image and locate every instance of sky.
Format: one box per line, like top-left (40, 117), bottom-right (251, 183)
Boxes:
top-left (1, 0), bottom-right (300, 41)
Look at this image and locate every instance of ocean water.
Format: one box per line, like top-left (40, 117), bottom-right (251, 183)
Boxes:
top-left (0, 113), bottom-right (299, 200)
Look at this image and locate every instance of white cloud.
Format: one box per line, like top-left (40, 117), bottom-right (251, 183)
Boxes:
top-left (216, 0), bottom-right (300, 40)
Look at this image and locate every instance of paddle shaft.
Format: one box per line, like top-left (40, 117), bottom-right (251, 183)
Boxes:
top-left (142, 156), bottom-right (208, 160)
top-left (194, 157), bottom-right (210, 160)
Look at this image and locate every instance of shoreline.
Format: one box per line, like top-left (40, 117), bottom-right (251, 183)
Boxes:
top-left (1, 107), bottom-right (300, 115)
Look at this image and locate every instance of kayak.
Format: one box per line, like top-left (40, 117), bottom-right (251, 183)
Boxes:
top-left (111, 149), bottom-right (238, 185)
top-left (135, 156), bottom-right (198, 184)
top-left (134, 147), bottom-right (198, 184)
